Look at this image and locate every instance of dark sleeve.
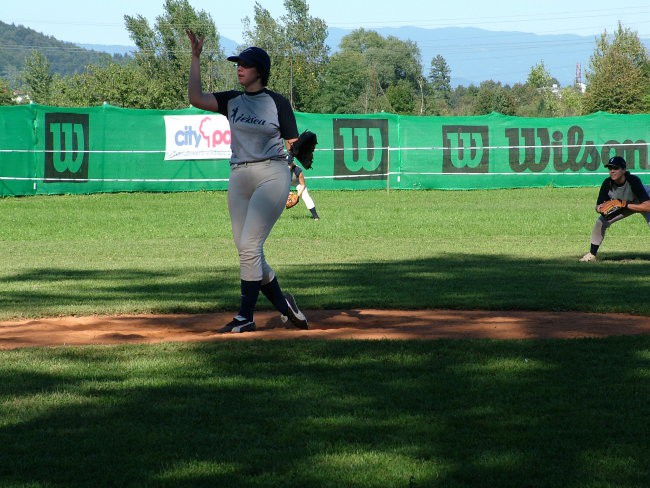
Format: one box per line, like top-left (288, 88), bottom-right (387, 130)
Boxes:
top-left (628, 174), bottom-right (650, 202)
top-left (212, 90), bottom-right (241, 117)
top-left (268, 91), bottom-right (299, 140)
top-left (596, 179), bottom-right (611, 205)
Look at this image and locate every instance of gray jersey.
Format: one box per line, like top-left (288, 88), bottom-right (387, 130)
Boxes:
top-left (214, 89), bottom-right (299, 165)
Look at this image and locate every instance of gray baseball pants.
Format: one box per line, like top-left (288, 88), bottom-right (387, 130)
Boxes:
top-left (590, 210), bottom-right (650, 245)
top-left (227, 160), bottom-right (290, 283)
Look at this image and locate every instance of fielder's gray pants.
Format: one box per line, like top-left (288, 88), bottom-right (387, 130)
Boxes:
top-left (590, 210), bottom-right (650, 245)
top-left (228, 160), bottom-right (290, 283)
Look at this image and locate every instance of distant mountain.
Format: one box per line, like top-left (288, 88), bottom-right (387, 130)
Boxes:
top-left (327, 26), bottom-right (650, 88)
top-left (7, 21), bottom-right (650, 88)
top-left (219, 37), bottom-right (240, 56)
top-left (0, 21), bottom-right (121, 80)
top-left (88, 26), bottom-right (650, 88)
top-left (78, 44), bottom-right (137, 56)
top-left (80, 36), bottom-right (240, 57)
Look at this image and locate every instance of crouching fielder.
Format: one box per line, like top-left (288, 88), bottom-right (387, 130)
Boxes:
top-left (580, 156), bottom-right (650, 262)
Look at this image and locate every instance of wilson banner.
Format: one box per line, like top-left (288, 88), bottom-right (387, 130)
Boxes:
top-left (1, 104), bottom-right (648, 196)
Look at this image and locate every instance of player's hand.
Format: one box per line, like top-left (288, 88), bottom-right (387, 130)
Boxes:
top-left (186, 29), bottom-right (204, 57)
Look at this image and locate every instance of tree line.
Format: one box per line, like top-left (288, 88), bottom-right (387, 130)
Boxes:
top-left (2, 0), bottom-right (649, 116)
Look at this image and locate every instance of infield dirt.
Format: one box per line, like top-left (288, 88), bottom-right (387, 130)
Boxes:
top-left (2, 309), bottom-right (650, 349)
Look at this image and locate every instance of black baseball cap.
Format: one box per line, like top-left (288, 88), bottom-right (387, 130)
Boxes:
top-left (605, 156), bottom-right (627, 170)
top-left (227, 47), bottom-right (270, 78)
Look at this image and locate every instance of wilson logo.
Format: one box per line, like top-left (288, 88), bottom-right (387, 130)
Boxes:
top-left (333, 119), bottom-right (388, 180)
top-left (44, 113), bottom-right (89, 182)
top-left (505, 125), bottom-right (649, 172)
top-left (442, 125), bottom-right (490, 173)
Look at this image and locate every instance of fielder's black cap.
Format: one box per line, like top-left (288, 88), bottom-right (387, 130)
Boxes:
top-left (605, 156), bottom-right (627, 170)
top-left (227, 47), bottom-right (270, 80)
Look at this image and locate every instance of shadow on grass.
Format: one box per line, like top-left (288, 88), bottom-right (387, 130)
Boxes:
top-left (2, 253), bottom-right (650, 318)
top-left (0, 339), bottom-right (649, 487)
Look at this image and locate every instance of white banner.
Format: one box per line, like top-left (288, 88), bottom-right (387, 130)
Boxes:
top-left (164, 114), bottom-right (232, 160)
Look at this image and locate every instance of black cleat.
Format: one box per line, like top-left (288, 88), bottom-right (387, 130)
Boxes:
top-left (217, 316), bottom-right (256, 333)
top-left (283, 293), bottom-right (308, 329)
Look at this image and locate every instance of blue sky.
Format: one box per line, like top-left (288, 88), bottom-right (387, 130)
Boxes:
top-left (2, 0), bottom-right (649, 46)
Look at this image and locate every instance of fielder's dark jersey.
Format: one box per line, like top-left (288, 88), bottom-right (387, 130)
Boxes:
top-left (596, 172), bottom-right (650, 205)
top-left (214, 89), bottom-right (298, 165)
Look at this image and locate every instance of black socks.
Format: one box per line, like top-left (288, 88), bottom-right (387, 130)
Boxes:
top-left (260, 277), bottom-right (289, 316)
top-left (238, 280), bottom-right (261, 321)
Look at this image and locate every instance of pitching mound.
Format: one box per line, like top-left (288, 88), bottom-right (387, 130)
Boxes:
top-left (2, 309), bottom-right (650, 350)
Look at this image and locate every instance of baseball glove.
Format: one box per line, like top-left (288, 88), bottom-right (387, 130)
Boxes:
top-left (289, 130), bottom-right (317, 169)
top-left (599, 199), bottom-right (627, 217)
top-left (285, 191), bottom-right (300, 209)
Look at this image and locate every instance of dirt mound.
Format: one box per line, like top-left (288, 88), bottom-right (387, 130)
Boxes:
top-left (2, 309), bottom-right (650, 349)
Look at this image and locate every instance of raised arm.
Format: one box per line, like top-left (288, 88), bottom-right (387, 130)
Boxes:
top-left (186, 29), bottom-right (219, 112)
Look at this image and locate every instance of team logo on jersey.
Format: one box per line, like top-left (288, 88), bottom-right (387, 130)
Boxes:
top-left (442, 125), bottom-right (490, 173)
top-left (333, 119), bottom-right (388, 180)
top-left (44, 113), bottom-right (89, 182)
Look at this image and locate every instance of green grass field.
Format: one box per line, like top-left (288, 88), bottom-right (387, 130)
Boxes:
top-left (1, 189), bottom-right (649, 487)
top-left (1, 188), bottom-right (650, 320)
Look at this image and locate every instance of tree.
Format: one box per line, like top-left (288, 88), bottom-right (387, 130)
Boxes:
top-left (0, 78), bottom-right (13, 105)
top-left (448, 84), bottom-right (479, 116)
top-left (473, 80), bottom-right (516, 115)
top-left (510, 82), bottom-right (538, 116)
top-left (315, 51), bottom-right (369, 113)
top-left (517, 61), bottom-right (560, 117)
top-left (584, 22), bottom-right (650, 114)
top-left (584, 51), bottom-right (648, 114)
top-left (557, 86), bottom-right (583, 116)
top-left (21, 50), bottom-right (52, 104)
top-left (49, 63), bottom-right (152, 108)
top-left (279, 0), bottom-right (329, 110)
top-left (386, 79), bottom-right (415, 114)
top-left (526, 61), bottom-right (553, 89)
top-left (590, 22), bottom-right (648, 74)
top-left (124, 0), bottom-right (227, 109)
top-left (341, 30), bottom-right (422, 92)
top-left (85, 63), bottom-right (148, 108)
top-left (40, 1), bottom-right (227, 109)
top-left (242, 0), bottom-right (329, 112)
top-left (428, 55), bottom-right (451, 96)
top-left (49, 73), bottom-right (90, 107)
top-left (325, 28), bottom-right (423, 114)
top-left (426, 54), bottom-right (452, 114)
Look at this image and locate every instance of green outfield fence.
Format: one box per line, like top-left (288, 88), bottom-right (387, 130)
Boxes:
top-left (1, 103), bottom-right (649, 196)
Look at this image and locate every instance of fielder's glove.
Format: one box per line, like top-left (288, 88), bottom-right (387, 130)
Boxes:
top-left (286, 191), bottom-right (300, 209)
top-left (289, 130), bottom-right (317, 169)
top-left (599, 199), bottom-right (627, 218)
